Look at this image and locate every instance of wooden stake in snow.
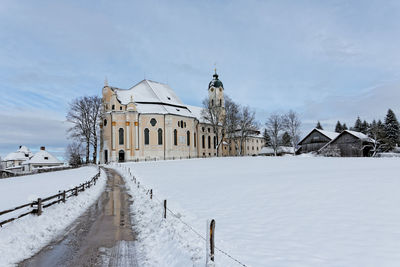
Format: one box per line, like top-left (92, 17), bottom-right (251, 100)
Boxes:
top-left (210, 219), bottom-right (215, 261)
top-left (37, 198), bottom-right (42, 216)
top-left (150, 189), bottom-right (153, 200)
top-left (163, 199), bottom-right (167, 219)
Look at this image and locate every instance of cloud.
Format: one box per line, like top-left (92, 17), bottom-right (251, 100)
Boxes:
top-left (0, 110), bottom-right (69, 158)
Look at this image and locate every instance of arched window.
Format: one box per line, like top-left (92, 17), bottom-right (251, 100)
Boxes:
top-left (219, 99), bottom-right (222, 106)
top-left (208, 136), bottom-right (211, 149)
top-left (212, 99), bottom-right (214, 106)
top-left (181, 120), bottom-right (184, 128)
top-left (103, 119), bottom-right (107, 126)
top-left (202, 135), bottom-right (205, 148)
top-left (144, 128), bottom-right (149, 145)
top-left (158, 128), bottom-right (163, 145)
top-left (112, 105), bottom-right (115, 110)
top-left (119, 128), bottom-right (124, 145)
top-left (194, 133), bottom-right (196, 147)
top-left (174, 129), bottom-right (178, 146)
top-left (187, 131), bottom-right (190, 146)
top-left (214, 136), bottom-right (216, 149)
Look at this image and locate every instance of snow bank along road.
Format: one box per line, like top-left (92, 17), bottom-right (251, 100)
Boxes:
top-left (0, 166), bottom-right (108, 266)
top-left (115, 157), bottom-right (400, 267)
top-left (18, 168), bottom-right (138, 267)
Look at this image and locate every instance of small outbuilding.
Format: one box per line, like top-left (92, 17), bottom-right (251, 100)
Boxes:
top-left (260, 146), bottom-right (295, 156)
top-left (297, 128), bottom-right (339, 154)
top-left (319, 130), bottom-right (376, 157)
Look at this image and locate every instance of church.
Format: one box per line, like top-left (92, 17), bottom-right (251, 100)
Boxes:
top-left (100, 72), bottom-right (228, 163)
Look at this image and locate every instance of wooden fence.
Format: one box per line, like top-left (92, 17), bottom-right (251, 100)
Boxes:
top-left (0, 169), bottom-right (101, 227)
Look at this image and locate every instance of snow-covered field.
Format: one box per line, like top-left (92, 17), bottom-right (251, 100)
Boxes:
top-left (115, 157), bottom-right (400, 267)
top-left (0, 166), bottom-right (107, 266)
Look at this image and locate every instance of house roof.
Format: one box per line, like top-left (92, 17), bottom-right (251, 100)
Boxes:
top-left (298, 128), bottom-right (339, 145)
top-left (23, 150), bottom-right (62, 165)
top-left (3, 146), bottom-right (33, 161)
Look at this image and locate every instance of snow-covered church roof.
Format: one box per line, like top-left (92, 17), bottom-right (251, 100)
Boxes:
top-left (112, 80), bottom-right (205, 119)
top-left (115, 80), bottom-right (185, 107)
top-left (3, 146), bottom-right (33, 161)
top-left (23, 149), bottom-right (62, 165)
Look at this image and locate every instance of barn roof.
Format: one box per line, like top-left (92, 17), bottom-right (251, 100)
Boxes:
top-left (298, 128), bottom-right (339, 145)
top-left (318, 130), bottom-right (376, 152)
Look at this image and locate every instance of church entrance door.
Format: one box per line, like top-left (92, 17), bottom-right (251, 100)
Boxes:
top-left (118, 150), bottom-right (125, 162)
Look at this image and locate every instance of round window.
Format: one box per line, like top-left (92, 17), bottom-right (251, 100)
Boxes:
top-left (150, 118), bottom-right (157, 127)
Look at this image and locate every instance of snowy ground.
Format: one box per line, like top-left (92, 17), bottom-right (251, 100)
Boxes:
top-left (114, 157), bottom-right (400, 267)
top-left (0, 166), bottom-right (107, 266)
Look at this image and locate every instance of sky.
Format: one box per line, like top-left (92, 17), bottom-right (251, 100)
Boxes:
top-left (1, 0), bottom-right (400, 158)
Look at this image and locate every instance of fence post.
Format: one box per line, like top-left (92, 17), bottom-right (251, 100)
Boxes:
top-left (37, 198), bottom-right (42, 216)
top-left (62, 191), bottom-right (66, 203)
top-left (138, 182), bottom-right (140, 188)
top-left (75, 186), bottom-right (78, 196)
top-left (163, 200), bottom-right (167, 219)
top-left (150, 189), bottom-right (153, 200)
top-left (210, 219), bottom-right (215, 262)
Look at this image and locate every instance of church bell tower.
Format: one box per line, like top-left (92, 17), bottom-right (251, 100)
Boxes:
top-left (208, 69), bottom-right (225, 110)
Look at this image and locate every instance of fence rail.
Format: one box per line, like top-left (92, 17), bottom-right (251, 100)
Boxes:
top-left (0, 169), bottom-right (101, 227)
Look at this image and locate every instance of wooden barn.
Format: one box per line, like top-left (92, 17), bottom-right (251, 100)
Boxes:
top-left (297, 128), bottom-right (339, 154)
top-left (319, 130), bottom-right (376, 157)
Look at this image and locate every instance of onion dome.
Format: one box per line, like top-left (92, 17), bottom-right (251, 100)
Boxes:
top-left (208, 71), bottom-right (223, 89)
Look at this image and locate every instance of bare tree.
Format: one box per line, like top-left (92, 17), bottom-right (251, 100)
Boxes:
top-left (66, 96), bottom-right (92, 163)
top-left (237, 106), bottom-right (259, 156)
top-left (65, 142), bottom-right (84, 167)
top-left (224, 96), bottom-right (240, 156)
top-left (283, 110), bottom-right (301, 155)
top-left (201, 98), bottom-right (226, 156)
top-left (88, 96), bottom-right (102, 164)
top-left (265, 113), bottom-right (285, 156)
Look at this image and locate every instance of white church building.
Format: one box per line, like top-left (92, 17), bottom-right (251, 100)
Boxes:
top-left (99, 72), bottom-right (264, 163)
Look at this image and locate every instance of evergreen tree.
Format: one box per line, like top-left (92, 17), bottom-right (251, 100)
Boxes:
top-left (263, 128), bottom-right (271, 146)
top-left (316, 121), bottom-right (323, 130)
top-left (360, 120), bottom-right (369, 134)
top-left (335, 121), bottom-right (343, 133)
top-left (342, 123), bottom-right (348, 131)
top-left (352, 116), bottom-right (362, 132)
top-left (377, 120), bottom-right (385, 140)
top-left (384, 109), bottom-right (400, 150)
top-left (281, 131), bottom-right (291, 146)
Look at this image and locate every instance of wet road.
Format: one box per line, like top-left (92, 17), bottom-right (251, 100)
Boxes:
top-left (19, 168), bottom-right (138, 267)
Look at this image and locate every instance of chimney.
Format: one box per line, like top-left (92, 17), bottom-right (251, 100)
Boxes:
top-left (40, 146), bottom-right (45, 151)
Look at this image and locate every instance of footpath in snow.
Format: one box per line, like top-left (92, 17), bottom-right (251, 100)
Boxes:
top-left (113, 157), bottom-right (400, 267)
top-left (0, 166), bottom-right (107, 266)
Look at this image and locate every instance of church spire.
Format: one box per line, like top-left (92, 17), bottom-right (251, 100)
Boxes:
top-left (104, 76), bottom-right (108, 87)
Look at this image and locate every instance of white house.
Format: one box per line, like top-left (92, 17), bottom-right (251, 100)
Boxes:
top-left (2, 146), bottom-right (33, 172)
top-left (23, 147), bottom-right (63, 172)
